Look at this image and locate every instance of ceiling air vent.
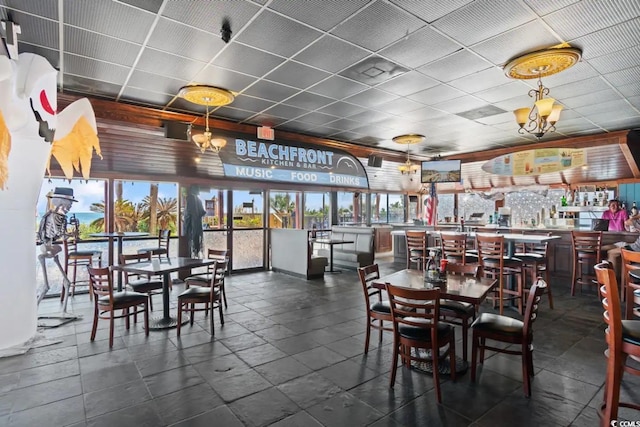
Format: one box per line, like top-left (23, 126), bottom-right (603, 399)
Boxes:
top-left (339, 56), bottom-right (409, 85)
top-left (457, 105), bottom-right (506, 120)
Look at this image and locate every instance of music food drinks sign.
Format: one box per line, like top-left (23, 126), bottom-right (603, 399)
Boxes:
top-left (218, 138), bottom-right (369, 189)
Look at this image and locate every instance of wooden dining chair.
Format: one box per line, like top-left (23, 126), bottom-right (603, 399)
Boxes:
top-left (386, 283), bottom-right (456, 403)
top-left (440, 262), bottom-right (481, 362)
top-left (470, 278), bottom-right (547, 397)
top-left (621, 249), bottom-right (640, 319)
top-left (184, 249), bottom-right (229, 308)
top-left (87, 266), bottom-right (149, 347)
top-left (476, 233), bottom-right (525, 315)
top-left (440, 232), bottom-right (478, 265)
top-left (570, 230), bottom-right (602, 296)
top-left (138, 229), bottom-right (171, 260)
top-left (405, 230), bottom-right (428, 270)
top-left (119, 252), bottom-right (163, 311)
top-left (594, 261), bottom-right (640, 425)
top-left (62, 237), bottom-right (102, 301)
top-left (357, 264), bottom-right (393, 354)
top-left (177, 260), bottom-right (225, 337)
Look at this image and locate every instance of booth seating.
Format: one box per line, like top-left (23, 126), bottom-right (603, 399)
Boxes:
top-left (317, 226), bottom-right (375, 270)
top-left (271, 229), bottom-right (328, 279)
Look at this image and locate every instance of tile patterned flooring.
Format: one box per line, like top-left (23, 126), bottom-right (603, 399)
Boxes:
top-left (1, 260), bottom-right (639, 426)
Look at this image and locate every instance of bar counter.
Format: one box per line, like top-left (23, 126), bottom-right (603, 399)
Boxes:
top-left (390, 224), bottom-right (638, 278)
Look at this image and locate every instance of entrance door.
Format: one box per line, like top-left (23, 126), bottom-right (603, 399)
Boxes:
top-left (230, 190), bottom-right (265, 270)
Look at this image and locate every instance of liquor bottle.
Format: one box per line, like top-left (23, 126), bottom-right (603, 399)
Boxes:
top-left (566, 190), bottom-right (573, 206)
top-left (632, 201), bottom-right (638, 217)
top-left (561, 194), bottom-right (567, 207)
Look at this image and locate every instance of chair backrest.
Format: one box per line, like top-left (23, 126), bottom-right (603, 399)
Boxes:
top-left (64, 238), bottom-right (79, 255)
top-left (594, 261), bottom-right (622, 353)
top-left (571, 230), bottom-right (602, 257)
top-left (88, 266), bottom-right (114, 303)
top-left (445, 262), bottom-right (480, 278)
top-left (440, 232), bottom-right (469, 264)
top-left (207, 248), bottom-right (228, 274)
top-left (516, 231), bottom-right (551, 256)
top-left (522, 278), bottom-right (547, 338)
top-left (621, 249), bottom-right (640, 319)
top-left (386, 283), bottom-right (441, 334)
top-left (159, 229), bottom-right (171, 250)
top-left (357, 264), bottom-right (382, 310)
top-left (406, 230), bottom-right (427, 252)
top-left (476, 233), bottom-right (505, 272)
top-left (119, 252), bottom-right (152, 283)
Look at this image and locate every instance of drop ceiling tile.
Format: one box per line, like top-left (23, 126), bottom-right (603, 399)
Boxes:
top-left (65, 26), bottom-right (140, 66)
top-left (293, 35), bottom-right (371, 73)
top-left (539, 61), bottom-right (600, 87)
top-left (121, 87), bottom-right (174, 107)
top-left (225, 94), bottom-right (274, 113)
top-left (572, 17), bottom-right (640, 59)
top-left (242, 80), bottom-right (300, 103)
top-left (376, 71), bottom-right (439, 97)
top-left (284, 92), bottom-right (335, 110)
top-left (6, 12), bottom-right (58, 49)
top-left (127, 71), bottom-right (188, 95)
top-left (379, 26), bottom-right (462, 68)
top-left (523, 0), bottom-right (580, 16)
top-left (235, 9), bottom-right (322, 57)
top-left (390, 0), bottom-right (474, 23)
top-left (264, 62), bottom-right (331, 90)
top-left (331, 0), bottom-right (425, 51)
top-left (192, 66), bottom-right (256, 94)
top-left (344, 89), bottom-right (400, 108)
top-left (378, 98), bottom-right (425, 115)
top-left (629, 96), bottom-right (640, 110)
top-left (574, 99), bottom-right (638, 118)
top-left (549, 76), bottom-right (613, 99)
top-left (494, 94), bottom-right (537, 111)
top-left (594, 115), bottom-right (640, 131)
top-left (448, 67), bottom-right (509, 93)
top-left (432, 0), bottom-right (534, 45)
top-left (296, 112), bottom-right (340, 126)
top-left (2, 0), bottom-right (57, 19)
top-left (348, 109), bottom-right (395, 124)
top-left (64, 53), bottom-right (130, 84)
top-left (338, 56), bottom-right (409, 86)
top-left (432, 96), bottom-right (488, 114)
top-left (213, 106), bottom-right (258, 122)
top-left (278, 121), bottom-right (321, 134)
top-left (554, 117), bottom-right (599, 133)
top-left (474, 81), bottom-right (528, 103)
top-left (408, 85), bottom-right (466, 105)
top-left (213, 43), bottom-right (286, 78)
top-left (543, 0), bottom-right (640, 40)
top-left (147, 18), bottom-right (225, 63)
top-left (402, 106), bottom-right (449, 121)
top-left (587, 45), bottom-right (640, 75)
top-left (331, 131), bottom-right (366, 141)
top-left (136, 48), bottom-right (207, 81)
top-left (162, 0), bottom-right (260, 35)
top-left (308, 76), bottom-right (368, 100)
top-left (306, 125), bottom-right (344, 137)
top-left (18, 43), bottom-right (60, 68)
top-left (268, 0), bottom-right (370, 31)
top-left (617, 83), bottom-right (640, 98)
top-left (262, 104), bottom-right (309, 120)
top-left (417, 50), bottom-right (492, 82)
top-left (474, 112), bottom-right (513, 125)
top-left (470, 20), bottom-right (561, 66)
top-left (325, 118), bottom-right (361, 131)
top-left (62, 74), bottom-right (121, 100)
top-left (64, 0), bottom-right (155, 44)
top-left (317, 102), bottom-right (367, 118)
top-left (119, 0), bottom-right (162, 14)
top-left (561, 89), bottom-right (622, 109)
top-left (244, 113), bottom-right (288, 127)
top-left (603, 65), bottom-right (640, 88)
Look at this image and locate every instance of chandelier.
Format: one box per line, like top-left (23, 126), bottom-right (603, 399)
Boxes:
top-left (178, 85), bottom-right (235, 153)
top-left (393, 134), bottom-right (424, 175)
top-left (504, 46), bottom-right (582, 139)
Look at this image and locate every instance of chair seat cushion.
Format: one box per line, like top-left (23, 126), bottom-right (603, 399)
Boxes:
top-left (69, 250), bottom-right (101, 258)
top-left (178, 286), bottom-right (219, 299)
top-left (98, 291), bottom-right (147, 305)
top-left (185, 273), bottom-right (223, 286)
top-left (514, 253), bottom-right (545, 262)
top-left (128, 278), bottom-right (163, 293)
top-left (370, 301), bottom-right (390, 314)
top-left (440, 300), bottom-right (474, 316)
top-left (622, 320), bottom-right (640, 346)
top-left (483, 256), bottom-right (523, 269)
top-left (137, 247), bottom-right (166, 255)
top-left (398, 318), bottom-right (453, 341)
top-left (471, 313), bottom-right (523, 336)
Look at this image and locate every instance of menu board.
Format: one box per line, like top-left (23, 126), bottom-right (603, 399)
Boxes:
top-left (481, 148), bottom-right (586, 176)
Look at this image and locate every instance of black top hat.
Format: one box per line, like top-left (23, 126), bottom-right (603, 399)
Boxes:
top-left (47, 187), bottom-right (78, 202)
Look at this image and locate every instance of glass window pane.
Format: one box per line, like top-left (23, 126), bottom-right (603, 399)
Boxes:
top-left (233, 190), bottom-right (264, 228)
top-left (198, 188), bottom-right (226, 230)
top-left (458, 193), bottom-right (496, 222)
top-left (337, 191), bottom-right (365, 225)
top-left (437, 194), bottom-right (455, 223)
top-left (114, 180), bottom-right (178, 234)
top-left (304, 192), bottom-right (330, 230)
top-left (269, 191), bottom-right (300, 228)
top-left (388, 194), bottom-right (404, 223)
top-left (372, 193), bottom-right (389, 223)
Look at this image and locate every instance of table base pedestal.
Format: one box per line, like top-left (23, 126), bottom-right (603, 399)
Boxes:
top-left (409, 348), bottom-right (468, 375)
top-left (148, 312), bottom-right (190, 330)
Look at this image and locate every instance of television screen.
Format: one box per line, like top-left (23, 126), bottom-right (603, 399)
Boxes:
top-left (421, 160), bottom-right (461, 183)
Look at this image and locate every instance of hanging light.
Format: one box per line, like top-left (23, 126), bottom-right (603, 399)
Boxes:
top-left (178, 85), bottom-right (234, 153)
top-left (504, 46), bottom-right (582, 139)
top-left (393, 134), bottom-right (424, 174)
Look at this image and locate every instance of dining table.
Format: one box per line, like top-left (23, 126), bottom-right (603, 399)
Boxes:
top-left (90, 231), bottom-right (149, 291)
top-left (115, 257), bottom-right (217, 330)
top-left (312, 238), bottom-right (354, 273)
top-left (371, 268), bottom-right (497, 375)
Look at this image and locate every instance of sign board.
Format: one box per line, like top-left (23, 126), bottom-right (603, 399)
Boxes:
top-left (481, 148), bottom-right (586, 176)
top-left (217, 137), bottom-right (369, 189)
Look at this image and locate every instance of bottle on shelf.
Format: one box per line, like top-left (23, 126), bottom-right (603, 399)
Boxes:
top-left (632, 201), bottom-right (638, 217)
top-left (566, 190), bottom-right (573, 206)
top-left (561, 194), bottom-right (567, 207)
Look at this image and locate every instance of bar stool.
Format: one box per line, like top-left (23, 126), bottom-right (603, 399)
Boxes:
top-left (440, 232), bottom-right (478, 265)
top-left (594, 261), bottom-right (640, 425)
top-left (62, 238), bottom-right (102, 301)
top-left (476, 233), bottom-right (524, 315)
top-left (514, 232), bottom-right (553, 309)
top-left (570, 231), bottom-right (602, 296)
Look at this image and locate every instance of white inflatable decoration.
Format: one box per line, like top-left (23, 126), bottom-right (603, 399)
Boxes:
top-left (0, 53), bottom-right (100, 350)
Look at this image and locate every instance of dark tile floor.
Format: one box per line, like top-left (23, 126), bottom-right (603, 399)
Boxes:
top-left (1, 260), bottom-right (638, 426)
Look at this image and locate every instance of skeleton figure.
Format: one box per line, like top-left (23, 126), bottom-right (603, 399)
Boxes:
top-left (36, 187), bottom-right (77, 312)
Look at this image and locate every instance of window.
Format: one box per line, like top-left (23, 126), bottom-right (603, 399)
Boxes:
top-left (114, 180), bottom-right (178, 234)
top-left (371, 193), bottom-right (388, 223)
top-left (388, 194), bottom-right (404, 223)
top-left (269, 191), bottom-right (300, 229)
top-left (304, 192), bottom-right (330, 230)
top-left (232, 190), bottom-right (264, 228)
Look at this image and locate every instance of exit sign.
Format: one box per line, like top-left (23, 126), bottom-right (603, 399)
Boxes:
top-left (257, 126), bottom-right (274, 140)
